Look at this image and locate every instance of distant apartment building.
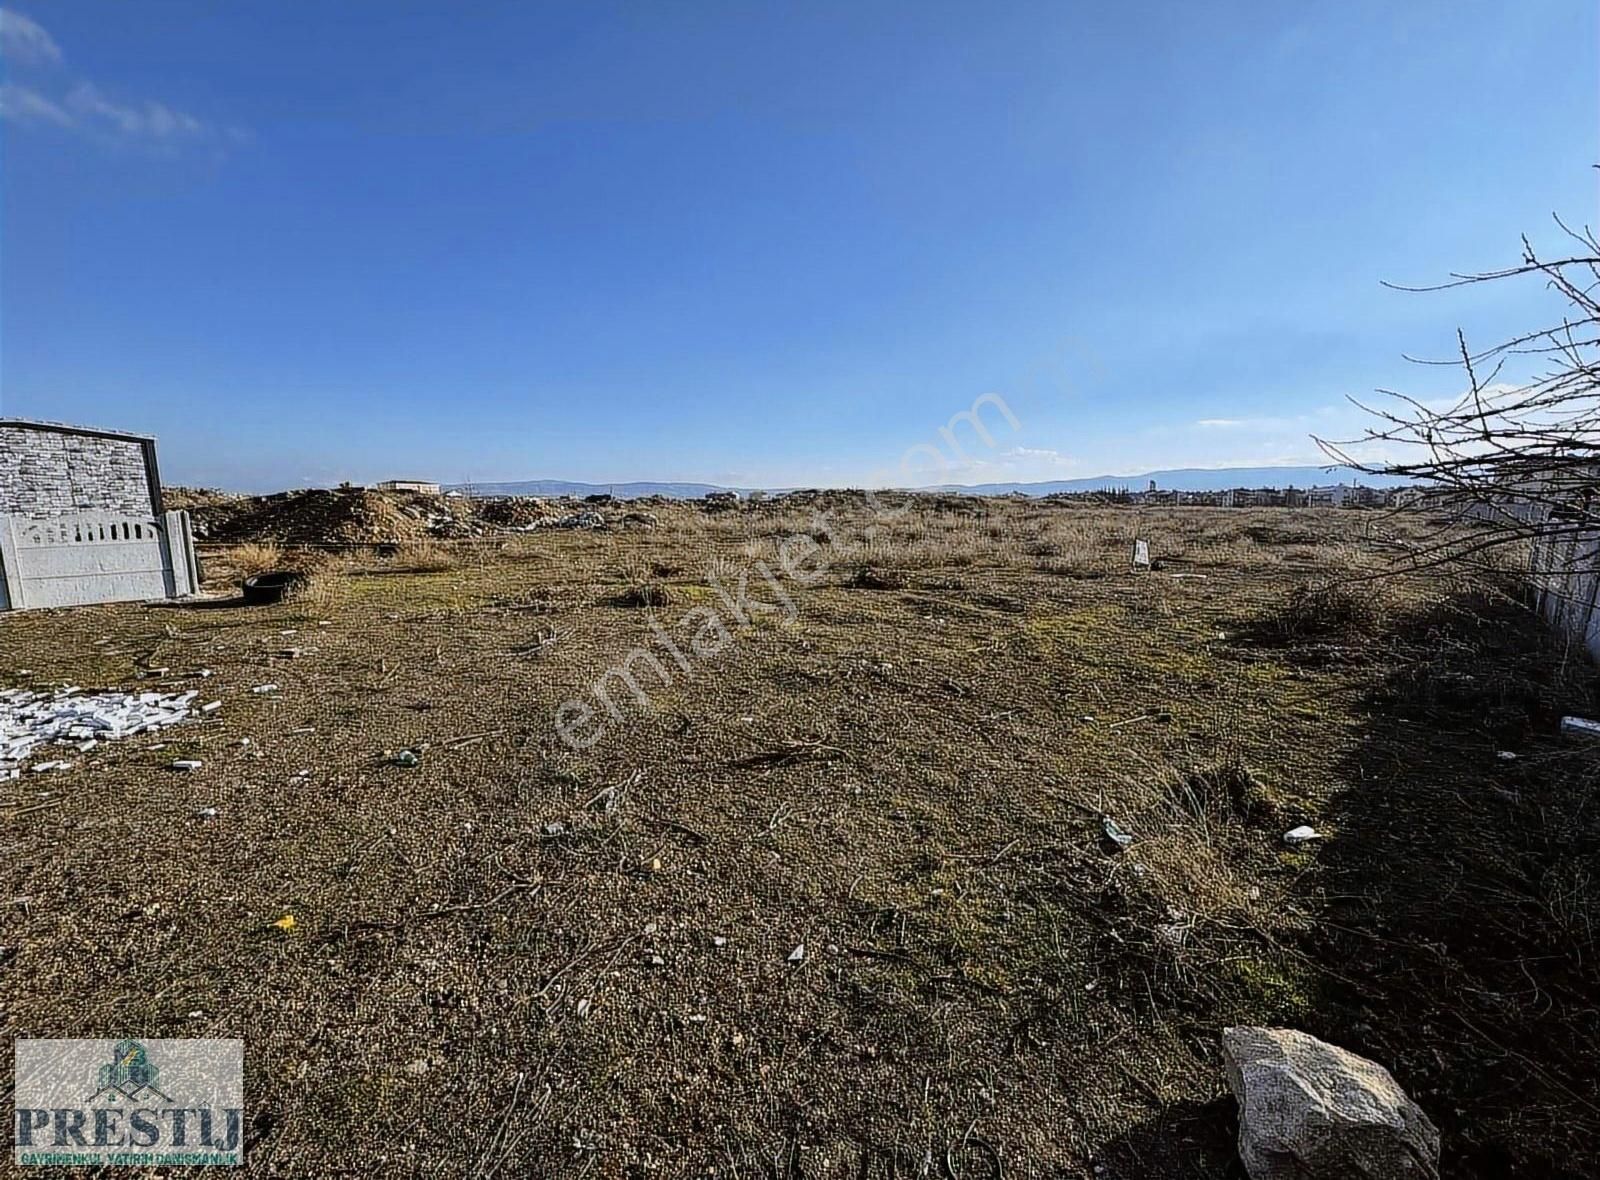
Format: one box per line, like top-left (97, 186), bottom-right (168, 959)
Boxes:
top-left (1308, 484), bottom-right (1384, 508)
top-left (375, 479), bottom-right (442, 495)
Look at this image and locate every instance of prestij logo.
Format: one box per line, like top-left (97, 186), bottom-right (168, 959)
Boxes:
top-left (13, 1038), bottom-right (244, 1167)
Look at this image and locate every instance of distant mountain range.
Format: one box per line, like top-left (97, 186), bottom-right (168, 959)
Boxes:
top-left (449, 465), bottom-right (1403, 501)
top-left (926, 464), bottom-right (1407, 496)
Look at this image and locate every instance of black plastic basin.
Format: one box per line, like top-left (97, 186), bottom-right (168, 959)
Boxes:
top-left (241, 570), bottom-right (306, 605)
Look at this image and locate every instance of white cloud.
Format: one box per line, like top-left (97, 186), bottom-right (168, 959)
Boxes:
top-left (0, 9), bottom-right (233, 149)
top-left (0, 8), bottom-right (61, 65)
top-left (65, 82), bottom-right (206, 139)
top-left (0, 82), bottom-right (71, 126)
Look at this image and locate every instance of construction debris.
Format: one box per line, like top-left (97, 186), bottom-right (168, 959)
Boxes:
top-left (1102, 816), bottom-right (1135, 847)
top-left (1560, 715), bottom-right (1600, 738)
top-left (1283, 825), bottom-right (1321, 845)
top-left (1, 687), bottom-right (199, 773)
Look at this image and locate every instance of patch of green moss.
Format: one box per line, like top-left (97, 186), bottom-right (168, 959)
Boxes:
top-left (1220, 954), bottom-right (1315, 1024)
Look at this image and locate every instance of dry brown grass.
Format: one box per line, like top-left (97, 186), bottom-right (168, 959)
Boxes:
top-left (284, 570), bottom-right (343, 615)
top-left (2, 498), bottom-right (1593, 1178)
top-left (222, 540), bottom-right (285, 577)
top-left (385, 539), bottom-right (461, 572)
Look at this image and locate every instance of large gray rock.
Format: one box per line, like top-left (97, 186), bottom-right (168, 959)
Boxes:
top-left (1222, 1026), bottom-right (1440, 1179)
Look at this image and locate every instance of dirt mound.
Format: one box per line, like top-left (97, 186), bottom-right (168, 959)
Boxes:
top-left (185, 487), bottom-right (436, 544)
top-left (163, 486), bottom-right (245, 513)
top-left (476, 497), bottom-right (553, 529)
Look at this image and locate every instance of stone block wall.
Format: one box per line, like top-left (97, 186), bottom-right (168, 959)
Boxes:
top-left (0, 423), bottom-right (158, 519)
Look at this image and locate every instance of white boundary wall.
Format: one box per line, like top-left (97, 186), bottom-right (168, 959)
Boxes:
top-left (1531, 523), bottom-right (1600, 659)
top-left (0, 509), bottom-right (197, 610)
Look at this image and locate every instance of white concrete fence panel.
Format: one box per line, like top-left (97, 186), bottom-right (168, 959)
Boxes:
top-left (1531, 525), bottom-right (1600, 660)
top-left (0, 509), bottom-right (197, 610)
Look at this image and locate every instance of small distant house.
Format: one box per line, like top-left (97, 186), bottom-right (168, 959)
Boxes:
top-left (375, 479), bottom-right (441, 495)
top-left (0, 418), bottom-right (197, 610)
top-left (1308, 485), bottom-right (1350, 508)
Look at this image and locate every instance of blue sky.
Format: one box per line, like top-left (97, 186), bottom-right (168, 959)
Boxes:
top-left (1, 2), bottom-right (1594, 491)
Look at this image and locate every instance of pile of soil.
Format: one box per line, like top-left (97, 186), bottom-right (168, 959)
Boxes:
top-left (178, 487), bottom-right (437, 544)
top-left (168, 486), bottom-right (617, 543)
top-left (476, 497), bottom-right (554, 529)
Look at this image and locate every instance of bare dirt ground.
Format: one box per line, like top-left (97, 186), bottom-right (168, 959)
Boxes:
top-left (2, 499), bottom-right (1597, 1177)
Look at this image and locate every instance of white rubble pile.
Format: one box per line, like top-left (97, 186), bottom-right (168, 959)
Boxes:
top-left (0, 687), bottom-right (200, 776)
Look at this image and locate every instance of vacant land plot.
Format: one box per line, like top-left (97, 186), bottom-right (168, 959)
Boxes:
top-left (2, 500), bottom-right (1597, 1177)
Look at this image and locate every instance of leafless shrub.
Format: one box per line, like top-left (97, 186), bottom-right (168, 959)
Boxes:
top-left (612, 557), bottom-right (673, 607)
top-left (1276, 580), bottom-right (1389, 640)
top-left (286, 571), bottom-right (341, 614)
top-left (1324, 217), bottom-right (1600, 577)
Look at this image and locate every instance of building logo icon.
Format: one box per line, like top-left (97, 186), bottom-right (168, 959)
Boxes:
top-left (89, 1040), bottom-right (172, 1104)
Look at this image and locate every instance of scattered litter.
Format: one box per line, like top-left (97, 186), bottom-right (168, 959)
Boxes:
top-left (251, 684), bottom-right (280, 695)
top-left (542, 821), bottom-right (567, 837)
top-left (170, 760), bottom-right (203, 772)
top-left (1561, 716), bottom-right (1600, 738)
top-left (200, 701), bottom-right (222, 714)
top-left (194, 807), bottom-right (218, 820)
top-left (649, 953), bottom-right (665, 966)
top-left (576, 998), bottom-right (593, 1019)
top-left (1102, 817), bottom-right (1134, 847)
top-left (1132, 539), bottom-right (1151, 568)
top-left (522, 511), bottom-right (606, 531)
top-left (1, 686), bottom-right (199, 771)
top-left (787, 944), bottom-right (806, 963)
top-left (30, 760), bottom-right (71, 773)
top-left (1496, 750), bottom-right (1519, 761)
top-left (712, 936), bottom-right (727, 947)
top-left (271, 914), bottom-right (296, 931)
top-left (390, 749), bottom-right (421, 768)
top-left (1284, 825), bottom-right (1321, 844)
